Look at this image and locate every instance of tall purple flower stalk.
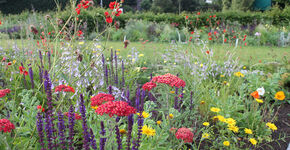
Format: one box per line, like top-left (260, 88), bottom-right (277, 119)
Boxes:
top-left (68, 105), bottom-right (75, 150)
top-left (48, 51), bottom-right (51, 70)
top-left (100, 121), bottom-right (106, 150)
top-left (39, 50), bottom-right (44, 69)
top-left (115, 117), bottom-right (122, 150)
top-left (28, 67), bottom-right (34, 89)
top-left (57, 111), bottom-right (66, 149)
top-left (36, 112), bottom-right (46, 150)
top-left (114, 50), bottom-right (119, 85)
top-left (89, 128), bottom-right (98, 150)
top-left (126, 114), bottom-right (134, 150)
top-left (135, 87), bottom-right (140, 111)
top-left (79, 94), bottom-right (90, 150)
top-left (133, 87), bottom-right (143, 150)
top-left (38, 65), bottom-right (43, 84)
top-left (174, 88), bottom-right (179, 110)
top-left (108, 85), bottom-right (112, 94)
top-left (178, 87), bottom-right (184, 112)
top-left (110, 49), bottom-right (115, 84)
top-left (44, 70), bottom-right (53, 116)
top-left (102, 54), bottom-right (108, 86)
top-left (44, 113), bottom-right (53, 149)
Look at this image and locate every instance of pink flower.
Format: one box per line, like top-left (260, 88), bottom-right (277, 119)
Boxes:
top-left (152, 73), bottom-right (186, 88)
top-left (175, 128), bottom-right (194, 143)
top-left (0, 89), bottom-right (11, 98)
top-left (91, 93), bottom-right (115, 106)
top-left (95, 101), bottom-right (136, 117)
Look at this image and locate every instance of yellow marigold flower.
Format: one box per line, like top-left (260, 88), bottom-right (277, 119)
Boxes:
top-left (274, 91), bottom-right (285, 100)
top-left (220, 75), bottom-right (225, 77)
top-left (141, 125), bottom-right (156, 136)
top-left (119, 129), bottom-right (127, 135)
top-left (200, 101), bottom-right (205, 105)
top-left (157, 120), bottom-right (162, 125)
top-left (216, 115), bottom-right (226, 122)
top-left (223, 141), bottom-right (230, 146)
top-left (203, 122), bottom-right (210, 127)
top-left (169, 114), bottom-right (174, 119)
top-left (234, 72), bottom-right (245, 77)
top-left (137, 111), bottom-right (150, 118)
top-left (170, 91), bottom-right (175, 94)
top-left (225, 118), bottom-right (236, 126)
top-left (138, 54), bottom-right (144, 57)
top-left (200, 64), bottom-right (203, 67)
top-left (266, 122), bottom-right (277, 131)
top-left (249, 138), bottom-right (257, 145)
top-left (202, 133), bottom-right (209, 139)
top-left (91, 106), bottom-right (98, 110)
top-left (210, 107), bottom-right (221, 113)
top-left (228, 125), bottom-right (239, 133)
top-left (255, 98), bottom-right (264, 103)
top-left (244, 128), bottom-right (253, 134)
top-left (243, 66), bottom-right (246, 69)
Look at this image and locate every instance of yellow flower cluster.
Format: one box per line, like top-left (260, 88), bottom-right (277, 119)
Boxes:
top-left (137, 111), bottom-right (150, 118)
top-left (202, 133), bottom-right (209, 139)
top-left (266, 122), bottom-right (277, 131)
top-left (210, 107), bottom-right (221, 113)
top-left (203, 122), bottom-right (210, 127)
top-left (234, 72), bottom-right (245, 77)
top-left (249, 138), bottom-right (257, 145)
top-left (244, 128), bottom-right (253, 134)
top-left (223, 141), bottom-right (230, 146)
top-left (141, 125), bottom-right (156, 136)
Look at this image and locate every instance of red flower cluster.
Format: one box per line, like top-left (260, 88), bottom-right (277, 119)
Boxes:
top-left (37, 105), bottom-right (45, 112)
top-left (175, 128), bottom-right (194, 143)
top-left (90, 93), bottom-right (115, 107)
top-left (75, 0), bottom-right (93, 15)
top-left (0, 89), bottom-right (11, 98)
top-left (142, 82), bottom-right (157, 91)
top-left (64, 112), bottom-right (82, 120)
top-left (95, 101), bottom-right (136, 117)
top-left (55, 85), bottom-right (75, 93)
top-left (104, 1), bottom-right (122, 23)
top-left (152, 73), bottom-right (186, 88)
top-left (0, 119), bottom-right (15, 133)
top-left (19, 66), bottom-right (28, 75)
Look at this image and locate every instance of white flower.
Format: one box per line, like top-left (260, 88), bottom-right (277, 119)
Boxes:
top-left (257, 87), bottom-right (265, 96)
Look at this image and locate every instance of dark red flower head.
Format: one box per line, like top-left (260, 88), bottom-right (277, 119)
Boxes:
top-left (0, 119), bottom-right (15, 133)
top-left (175, 128), bottom-right (194, 143)
top-left (142, 82), bottom-right (157, 91)
top-left (0, 89), bottom-right (11, 98)
top-left (90, 93), bottom-right (115, 107)
top-left (55, 85), bottom-right (75, 93)
top-left (152, 73), bottom-right (186, 88)
top-left (95, 101), bottom-right (136, 117)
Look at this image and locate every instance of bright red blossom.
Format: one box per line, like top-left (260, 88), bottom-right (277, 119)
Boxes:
top-left (109, 1), bottom-right (120, 9)
top-left (152, 73), bottom-right (186, 88)
top-left (106, 17), bottom-right (113, 23)
top-left (90, 93), bottom-right (115, 107)
top-left (64, 112), bottom-right (82, 120)
top-left (142, 82), bottom-right (157, 91)
top-left (95, 101), bottom-right (136, 117)
top-left (0, 119), bottom-right (15, 133)
top-left (55, 85), bottom-right (75, 93)
top-left (175, 128), bottom-right (194, 143)
top-left (0, 89), bottom-right (11, 98)
top-left (37, 105), bottom-right (45, 112)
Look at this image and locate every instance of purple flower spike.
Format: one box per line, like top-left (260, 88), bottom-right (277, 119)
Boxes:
top-left (79, 94), bottom-right (90, 150)
top-left (44, 113), bottom-right (53, 149)
top-left (44, 70), bottom-right (53, 116)
top-left (114, 50), bottom-right (118, 85)
top-left (100, 121), bottom-right (106, 150)
top-left (28, 67), bottom-right (34, 89)
top-left (89, 128), bottom-right (98, 150)
top-left (36, 112), bottom-right (46, 150)
top-left (48, 51), bottom-right (51, 70)
top-left (68, 105), bottom-right (75, 150)
top-left (126, 114), bottom-right (134, 150)
top-left (57, 111), bottom-right (66, 149)
top-left (115, 117), bottom-right (122, 150)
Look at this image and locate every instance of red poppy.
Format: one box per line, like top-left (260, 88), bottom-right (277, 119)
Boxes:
top-left (106, 16), bottom-right (113, 23)
top-left (185, 16), bottom-right (188, 19)
top-left (115, 9), bottom-right (122, 17)
top-left (213, 15), bottom-right (216, 18)
top-left (244, 43), bottom-right (247, 46)
top-left (197, 12), bottom-right (200, 15)
top-left (223, 29), bottom-right (226, 33)
top-left (208, 32), bottom-right (212, 36)
top-left (214, 31), bottom-right (217, 35)
top-left (191, 31), bottom-right (194, 34)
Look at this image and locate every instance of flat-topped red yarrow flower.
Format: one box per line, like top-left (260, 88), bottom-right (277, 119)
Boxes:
top-left (91, 93), bottom-right (115, 107)
top-left (55, 85), bottom-right (75, 93)
top-left (152, 73), bottom-right (186, 88)
top-left (95, 101), bottom-right (136, 117)
top-left (0, 89), bottom-right (11, 98)
top-left (0, 119), bottom-right (15, 133)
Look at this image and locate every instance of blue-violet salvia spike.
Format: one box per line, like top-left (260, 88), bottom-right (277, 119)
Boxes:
top-left (37, 112), bottom-right (46, 150)
top-left (44, 70), bottom-right (53, 116)
top-left (114, 50), bottom-right (118, 85)
top-left (44, 113), bottom-right (53, 149)
top-left (89, 128), bottom-right (98, 150)
top-left (79, 94), bottom-right (90, 150)
top-left (28, 67), bottom-right (34, 89)
top-left (57, 111), bottom-right (66, 149)
top-left (68, 105), bottom-right (75, 150)
top-left (100, 121), bottom-right (106, 150)
top-left (126, 114), bottom-right (133, 150)
top-left (48, 51), bottom-right (51, 70)
top-left (115, 117), bottom-right (122, 150)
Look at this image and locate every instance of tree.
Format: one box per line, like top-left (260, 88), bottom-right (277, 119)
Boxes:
top-left (141, 0), bottom-right (152, 11)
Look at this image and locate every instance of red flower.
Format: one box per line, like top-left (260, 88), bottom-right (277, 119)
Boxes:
top-left (7, 62), bottom-right (12, 66)
top-left (251, 91), bottom-right (260, 99)
top-left (115, 9), bottom-right (122, 17)
top-left (224, 38), bottom-right (227, 42)
top-left (0, 89), bottom-right (11, 98)
top-left (244, 43), bottom-right (247, 46)
top-left (175, 128), bottom-right (194, 143)
top-left (141, 67), bottom-right (148, 70)
top-left (75, 4), bottom-right (81, 14)
top-left (37, 105), bottom-right (45, 112)
top-left (185, 16), bottom-right (188, 19)
top-left (0, 119), bottom-right (15, 133)
top-left (77, 30), bottom-right (83, 37)
top-left (64, 112), bottom-right (82, 120)
top-left (243, 38), bottom-right (246, 41)
top-left (208, 32), bottom-right (212, 36)
top-left (142, 82), bottom-right (157, 91)
top-left (213, 15), bottom-right (216, 18)
top-left (233, 36), bottom-right (236, 39)
top-left (208, 37), bottom-right (212, 40)
top-left (214, 31), bottom-right (217, 35)
top-left (223, 29), bottom-right (226, 33)
top-left (55, 85), bottom-right (75, 93)
top-left (106, 16), bottom-right (113, 23)
top-left (206, 50), bottom-right (210, 54)
top-left (104, 12), bottom-right (109, 17)
top-left (19, 66), bottom-right (24, 74)
top-left (197, 12), bottom-right (200, 15)
top-left (152, 73), bottom-right (186, 88)
top-left (95, 101), bottom-right (136, 117)
top-left (190, 31), bottom-right (194, 34)
top-left (209, 15), bottom-right (212, 18)
top-left (91, 93), bottom-right (115, 107)
top-left (109, 1), bottom-right (120, 9)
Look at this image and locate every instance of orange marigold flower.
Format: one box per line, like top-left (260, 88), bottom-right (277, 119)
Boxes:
top-left (251, 91), bottom-right (260, 99)
top-left (274, 91), bottom-right (285, 100)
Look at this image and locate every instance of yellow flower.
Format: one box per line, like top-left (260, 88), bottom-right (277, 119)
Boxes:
top-left (137, 111), bottom-right (150, 118)
top-left (244, 128), bottom-right (253, 134)
top-left (91, 106), bottom-right (98, 110)
top-left (249, 138), bottom-right (257, 145)
top-left (164, 60), bottom-right (167, 63)
top-left (228, 125), bottom-right (239, 133)
top-left (200, 101), bottom-right (205, 105)
top-left (138, 54), bottom-right (144, 57)
top-left (182, 90), bottom-right (186, 94)
top-left (210, 107), bottom-right (221, 113)
top-left (119, 129), bottom-right (127, 135)
top-left (274, 91), bottom-right (285, 100)
top-left (106, 58), bottom-right (109, 61)
top-left (243, 66), bottom-right (246, 69)
top-left (96, 45), bottom-right (101, 48)
top-left (127, 55), bottom-right (132, 57)
top-left (200, 64), bottom-right (203, 67)
top-left (234, 72), bottom-right (245, 77)
top-left (203, 122), bottom-right (210, 127)
top-left (173, 62), bottom-right (176, 65)
top-left (13, 60), bottom-right (16, 64)
top-left (223, 141), bottom-right (230, 146)
top-left (255, 99), bottom-right (264, 103)
top-left (119, 56), bottom-right (122, 59)
top-left (266, 122), bottom-right (277, 131)
top-left (79, 41), bottom-right (84, 45)
top-left (170, 91), bottom-right (175, 94)
top-left (116, 52), bottom-right (120, 55)
top-left (157, 120), bottom-right (162, 125)
top-left (132, 58), bottom-right (135, 63)
top-left (220, 75), bottom-right (225, 77)
top-left (194, 62), bottom-right (198, 65)
top-left (169, 114), bottom-right (174, 119)
top-left (116, 49), bottom-right (121, 51)
top-left (144, 62), bottom-right (146, 64)
top-left (141, 125), bottom-right (156, 136)
top-left (135, 67), bottom-right (141, 72)
top-left (225, 118), bottom-right (236, 126)
top-left (202, 133), bottom-right (209, 139)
